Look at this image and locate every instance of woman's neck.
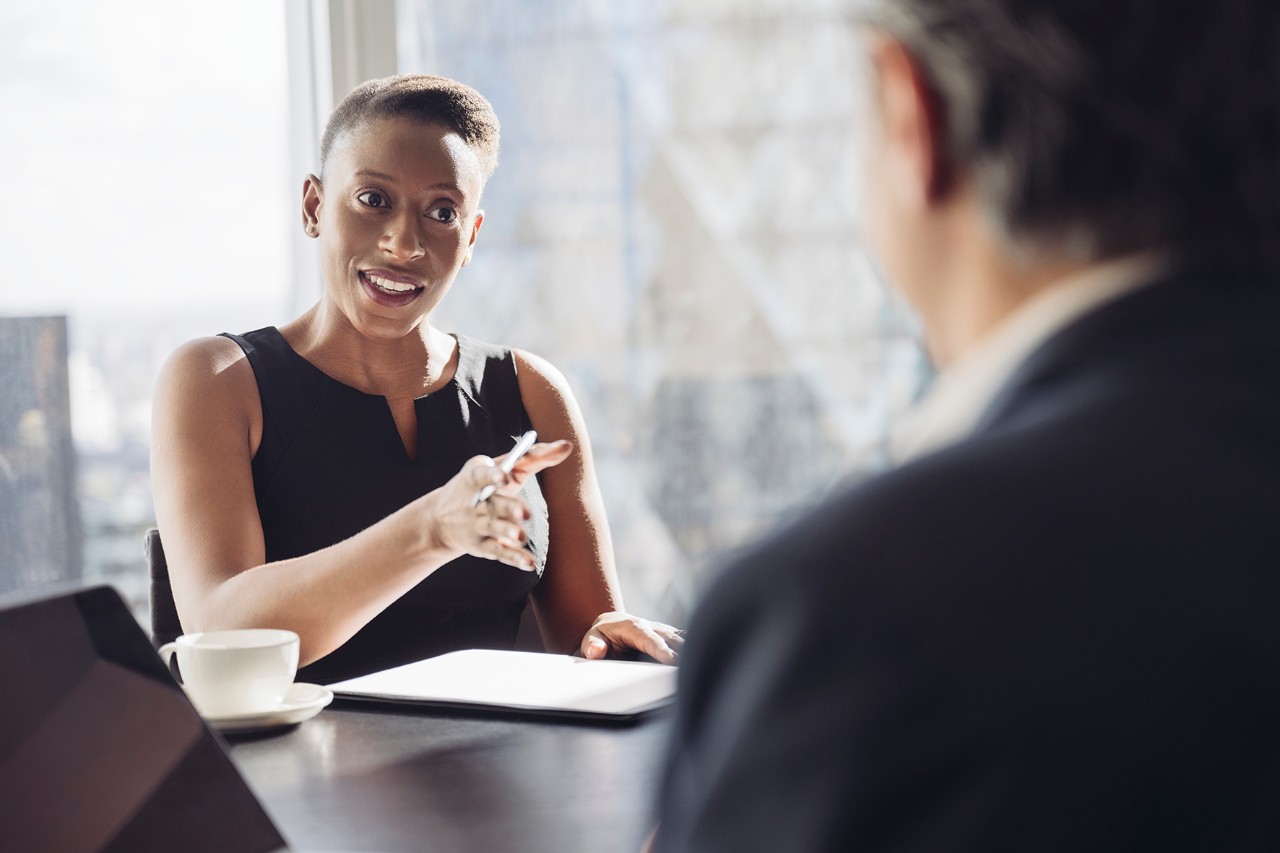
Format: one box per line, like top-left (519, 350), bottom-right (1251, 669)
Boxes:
top-left (280, 302), bottom-right (457, 399)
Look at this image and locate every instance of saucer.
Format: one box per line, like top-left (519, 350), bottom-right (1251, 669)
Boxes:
top-left (202, 683), bottom-right (333, 733)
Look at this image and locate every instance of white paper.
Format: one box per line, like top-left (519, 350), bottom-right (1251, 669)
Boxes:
top-left (327, 649), bottom-right (677, 716)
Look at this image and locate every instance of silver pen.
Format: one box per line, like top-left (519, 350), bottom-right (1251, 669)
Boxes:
top-left (471, 430), bottom-right (538, 507)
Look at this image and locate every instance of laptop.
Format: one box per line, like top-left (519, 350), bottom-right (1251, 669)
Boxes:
top-left (0, 585), bottom-right (286, 853)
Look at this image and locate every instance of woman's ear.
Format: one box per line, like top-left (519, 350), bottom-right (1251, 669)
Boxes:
top-left (462, 209), bottom-right (485, 266)
top-left (302, 174), bottom-right (323, 237)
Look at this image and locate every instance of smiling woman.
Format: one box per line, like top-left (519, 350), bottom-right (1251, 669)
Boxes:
top-left (149, 75), bottom-right (682, 684)
top-left (305, 118), bottom-right (484, 345)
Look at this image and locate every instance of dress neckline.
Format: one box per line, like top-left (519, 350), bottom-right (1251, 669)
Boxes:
top-left (263, 326), bottom-right (466, 403)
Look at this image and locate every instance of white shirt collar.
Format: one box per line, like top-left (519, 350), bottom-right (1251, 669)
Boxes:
top-left (892, 253), bottom-right (1166, 462)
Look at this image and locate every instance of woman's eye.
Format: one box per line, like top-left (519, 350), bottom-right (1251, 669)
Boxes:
top-left (356, 191), bottom-right (388, 208)
top-left (428, 207), bottom-right (457, 223)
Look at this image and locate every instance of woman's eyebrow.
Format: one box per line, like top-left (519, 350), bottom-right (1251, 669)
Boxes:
top-left (354, 169), bottom-right (463, 195)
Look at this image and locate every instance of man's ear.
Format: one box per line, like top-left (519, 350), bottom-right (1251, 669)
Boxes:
top-left (867, 32), bottom-right (953, 207)
top-left (462, 209), bottom-right (485, 266)
top-left (302, 174), bottom-right (323, 237)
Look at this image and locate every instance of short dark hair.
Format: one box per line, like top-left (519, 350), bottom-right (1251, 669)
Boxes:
top-left (861, 0), bottom-right (1280, 275)
top-left (319, 74), bottom-right (501, 180)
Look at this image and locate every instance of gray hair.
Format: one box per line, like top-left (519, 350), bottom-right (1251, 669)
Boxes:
top-left (855, 0), bottom-right (1280, 275)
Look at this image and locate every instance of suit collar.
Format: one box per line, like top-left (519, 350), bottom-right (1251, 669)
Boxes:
top-left (969, 263), bottom-right (1280, 441)
top-left (893, 253), bottom-right (1167, 461)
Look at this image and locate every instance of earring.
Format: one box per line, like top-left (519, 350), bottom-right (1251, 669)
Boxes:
top-left (305, 225), bottom-right (317, 237)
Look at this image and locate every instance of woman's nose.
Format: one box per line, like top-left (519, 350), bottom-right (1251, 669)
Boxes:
top-left (379, 211), bottom-right (426, 261)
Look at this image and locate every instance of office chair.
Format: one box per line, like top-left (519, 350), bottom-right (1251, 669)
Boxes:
top-left (145, 527), bottom-right (182, 648)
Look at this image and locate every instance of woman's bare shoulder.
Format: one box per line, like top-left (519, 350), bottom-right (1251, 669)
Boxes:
top-left (513, 348), bottom-right (577, 413)
top-left (154, 335), bottom-right (258, 417)
top-left (172, 333), bottom-right (249, 364)
top-left (511, 348), bottom-right (589, 443)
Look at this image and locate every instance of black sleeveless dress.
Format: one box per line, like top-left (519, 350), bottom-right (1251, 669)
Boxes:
top-left (221, 327), bottom-right (547, 684)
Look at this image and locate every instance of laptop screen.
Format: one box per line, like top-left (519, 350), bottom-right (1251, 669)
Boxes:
top-left (0, 585), bottom-right (286, 853)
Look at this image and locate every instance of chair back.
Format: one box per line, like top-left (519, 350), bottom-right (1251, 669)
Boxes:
top-left (145, 528), bottom-right (182, 648)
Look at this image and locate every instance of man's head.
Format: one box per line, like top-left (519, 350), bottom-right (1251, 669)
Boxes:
top-left (320, 74), bottom-right (501, 182)
top-left (856, 0), bottom-right (1280, 357)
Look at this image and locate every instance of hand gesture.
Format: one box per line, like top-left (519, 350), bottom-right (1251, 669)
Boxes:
top-left (425, 440), bottom-right (573, 570)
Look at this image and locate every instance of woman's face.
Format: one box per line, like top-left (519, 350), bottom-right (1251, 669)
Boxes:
top-left (303, 116), bottom-right (486, 339)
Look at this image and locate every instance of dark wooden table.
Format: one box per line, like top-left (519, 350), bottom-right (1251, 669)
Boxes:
top-left (227, 701), bottom-right (672, 853)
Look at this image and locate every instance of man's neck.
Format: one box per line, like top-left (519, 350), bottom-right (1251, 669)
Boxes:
top-left (894, 250), bottom-right (1168, 462)
top-left (922, 248), bottom-right (1091, 368)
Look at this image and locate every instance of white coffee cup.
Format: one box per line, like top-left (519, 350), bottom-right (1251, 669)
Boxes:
top-left (158, 629), bottom-right (300, 717)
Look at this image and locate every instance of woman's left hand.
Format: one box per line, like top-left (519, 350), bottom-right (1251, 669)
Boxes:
top-left (579, 611), bottom-right (685, 665)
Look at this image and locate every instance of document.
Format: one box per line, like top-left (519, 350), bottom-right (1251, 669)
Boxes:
top-left (327, 649), bottom-right (677, 721)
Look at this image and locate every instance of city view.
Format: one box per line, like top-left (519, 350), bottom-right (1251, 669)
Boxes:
top-left (0, 0), bottom-right (292, 619)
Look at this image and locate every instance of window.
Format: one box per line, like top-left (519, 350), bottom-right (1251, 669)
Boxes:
top-left (0, 1), bottom-right (926, 628)
top-left (396, 1), bottom-right (927, 621)
top-left (0, 0), bottom-right (292, 615)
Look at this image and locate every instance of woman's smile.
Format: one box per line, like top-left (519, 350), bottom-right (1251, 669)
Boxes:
top-left (358, 268), bottom-right (426, 308)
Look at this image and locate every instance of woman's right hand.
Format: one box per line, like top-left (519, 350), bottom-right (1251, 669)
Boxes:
top-left (421, 441), bottom-right (573, 570)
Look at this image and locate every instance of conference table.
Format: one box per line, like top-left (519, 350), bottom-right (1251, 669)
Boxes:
top-left (227, 700), bottom-right (672, 852)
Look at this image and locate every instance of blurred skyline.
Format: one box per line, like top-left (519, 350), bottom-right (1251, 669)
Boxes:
top-left (0, 0), bottom-right (296, 612)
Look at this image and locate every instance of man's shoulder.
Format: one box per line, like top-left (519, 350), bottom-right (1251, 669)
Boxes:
top-left (696, 273), bottom-right (1280, 630)
top-left (697, 435), bottom-right (1040, 621)
top-left (723, 427), bottom-right (1071, 557)
top-left (694, 389), bottom-right (1171, 633)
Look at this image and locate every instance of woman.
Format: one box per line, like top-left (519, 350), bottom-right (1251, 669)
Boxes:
top-left (151, 74), bottom-right (681, 684)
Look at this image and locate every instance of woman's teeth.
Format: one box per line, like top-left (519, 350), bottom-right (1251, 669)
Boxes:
top-left (366, 273), bottom-right (418, 293)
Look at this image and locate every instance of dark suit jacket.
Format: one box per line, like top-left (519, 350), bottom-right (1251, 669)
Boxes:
top-left (655, 271), bottom-right (1280, 851)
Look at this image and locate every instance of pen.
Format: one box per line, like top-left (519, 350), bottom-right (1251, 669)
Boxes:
top-left (471, 430), bottom-right (538, 507)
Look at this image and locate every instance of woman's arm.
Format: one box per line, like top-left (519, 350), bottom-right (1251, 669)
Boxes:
top-left (515, 350), bottom-right (683, 662)
top-left (151, 336), bottom-right (566, 667)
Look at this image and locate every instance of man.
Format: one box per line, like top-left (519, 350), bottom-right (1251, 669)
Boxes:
top-left (654, 1), bottom-right (1280, 850)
